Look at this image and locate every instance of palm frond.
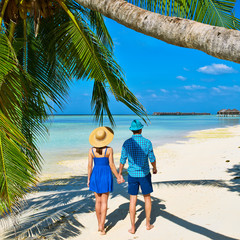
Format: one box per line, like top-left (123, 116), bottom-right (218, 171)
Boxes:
top-left (0, 110), bottom-right (37, 214)
top-left (67, 0), bottom-right (113, 50)
top-left (0, 0), bottom-right (151, 215)
top-left (91, 81), bottom-right (115, 126)
top-left (88, 10), bottom-right (113, 50)
top-left (0, 32), bottom-right (23, 122)
top-left (45, 7), bottom-right (147, 125)
top-left (0, 28), bottom-right (58, 214)
top-left (0, 30), bottom-right (44, 174)
top-left (127, 0), bottom-right (240, 29)
top-left (20, 18), bottom-right (71, 110)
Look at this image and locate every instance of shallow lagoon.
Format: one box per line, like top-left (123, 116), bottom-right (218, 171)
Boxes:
top-left (39, 115), bottom-right (240, 167)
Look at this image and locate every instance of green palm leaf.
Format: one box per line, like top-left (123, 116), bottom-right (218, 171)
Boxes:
top-left (127, 0), bottom-right (240, 29)
top-left (0, 28), bottom-right (57, 213)
top-left (91, 81), bottom-right (115, 125)
top-left (44, 6), bottom-right (147, 125)
top-left (67, 0), bottom-right (113, 50)
top-left (0, 0), bottom-right (148, 215)
top-left (14, 19), bottom-right (71, 111)
top-left (0, 32), bottom-right (44, 214)
top-left (0, 111), bottom-right (37, 214)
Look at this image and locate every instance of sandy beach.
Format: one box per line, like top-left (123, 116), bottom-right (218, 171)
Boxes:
top-left (1, 125), bottom-right (240, 240)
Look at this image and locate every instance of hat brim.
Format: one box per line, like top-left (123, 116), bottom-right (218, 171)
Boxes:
top-left (89, 126), bottom-right (114, 147)
top-left (129, 125), bottom-right (144, 131)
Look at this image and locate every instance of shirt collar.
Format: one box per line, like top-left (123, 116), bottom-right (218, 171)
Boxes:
top-left (132, 134), bottom-right (142, 138)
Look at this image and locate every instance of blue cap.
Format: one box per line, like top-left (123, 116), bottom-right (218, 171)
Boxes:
top-left (129, 120), bottom-right (144, 131)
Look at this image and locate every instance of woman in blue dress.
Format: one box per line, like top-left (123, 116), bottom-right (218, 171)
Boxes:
top-left (88, 127), bottom-right (124, 235)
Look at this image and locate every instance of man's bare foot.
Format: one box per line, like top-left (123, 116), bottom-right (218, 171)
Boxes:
top-left (128, 227), bottom-right (135, 234)
top-left (146, 224), bottom-right (154, 230)
top-left (99, 229), bottom-right (106, 235)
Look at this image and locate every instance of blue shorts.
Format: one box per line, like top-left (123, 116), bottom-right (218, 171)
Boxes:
top-left (128, 173), bottom-right (153, 195)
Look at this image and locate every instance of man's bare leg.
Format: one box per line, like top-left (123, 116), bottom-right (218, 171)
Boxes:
top-left (144, 194), bottom-right (154, 230)
top-left (129, 195), bottom-right (137, 234)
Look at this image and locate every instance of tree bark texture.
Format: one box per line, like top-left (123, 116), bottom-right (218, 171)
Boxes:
top-left (75, 0), bottom-right (240, 64)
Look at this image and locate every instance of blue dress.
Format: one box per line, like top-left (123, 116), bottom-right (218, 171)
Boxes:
top-left (89, 147), bottom-right (113, 193)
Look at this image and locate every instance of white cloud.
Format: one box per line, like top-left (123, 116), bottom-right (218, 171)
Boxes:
top-left (212, 87), bottom-right (221, 94)
top-left (160, 89), bottom-right (168, 93)
top-left (184, 68), bottom-right (190, 71)
top-left (146, 89), bottom-right (155, 93)
top-left (113, 38), bottom-right (120, 46)
top-left (212, 85), bottom-right (240, 95)
top-left (197, 63), bottom-right (237, 75)
top-left (135, 94), bottom-right (143, 99)
top-left (151, 93), bottom-right (158, 98)
top-left (183, 85), bottom-right (206, 90)
top-left (82, 93), bottom-right (90, 96)
top-left (176, 76), bottom-right (187, 81)
top-left (220, 85), bottom-right (240, 91)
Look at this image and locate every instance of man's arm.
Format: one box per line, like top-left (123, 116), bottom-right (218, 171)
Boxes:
top-left (148, 141), bottom-right (157, 174)
top-left (118, 163), bottom-right (125, 183)
top-left (119, 143), bottom-right (127, 183)
top-left (151, 161), bottom-right (157, 174)
top-left (119, 163), bottom-right (125, 175)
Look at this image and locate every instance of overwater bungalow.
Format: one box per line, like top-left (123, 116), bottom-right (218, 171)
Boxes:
top-left (217, 109), bottom-right (240, 116)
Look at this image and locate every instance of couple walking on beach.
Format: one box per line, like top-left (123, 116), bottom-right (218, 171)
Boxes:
top-left (88, 119), bottom-right (157, 235)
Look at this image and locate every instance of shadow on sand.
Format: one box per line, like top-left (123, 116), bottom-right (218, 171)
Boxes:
top-left (3, 176), bottom-right (94, 239)
top-left (109, 176), bottom-right (238, 240)
top-left (1, 174), bottom-right (239, 240)
top-left (227, 163), bottom-right (240, 195)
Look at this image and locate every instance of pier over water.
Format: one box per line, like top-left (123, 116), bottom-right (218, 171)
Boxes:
top-left (153, 112), bottom-right (211, 116)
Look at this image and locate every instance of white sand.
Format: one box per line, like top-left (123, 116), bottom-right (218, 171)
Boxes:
top-left (0, 126), bottom-right (240, 240)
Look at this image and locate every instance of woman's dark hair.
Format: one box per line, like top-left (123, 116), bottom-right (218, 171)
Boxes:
top-left (96, 147), bottom-right (103, 155)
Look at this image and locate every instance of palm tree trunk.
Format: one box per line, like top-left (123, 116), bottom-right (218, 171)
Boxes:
top-left (75, 0), bottom-right (240, 64)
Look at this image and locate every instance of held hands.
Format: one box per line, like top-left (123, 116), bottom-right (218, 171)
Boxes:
top-left (117, 175), bottom-right (125, 184)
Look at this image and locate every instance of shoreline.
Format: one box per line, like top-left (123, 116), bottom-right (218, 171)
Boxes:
top-left (1, 125), bottom-right (240, 240)
top-left (40, 124), bottom-right (240, 181)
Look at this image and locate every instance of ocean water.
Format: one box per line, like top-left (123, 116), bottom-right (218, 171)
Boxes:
top-left (39, 115), bottom-right (240, 171)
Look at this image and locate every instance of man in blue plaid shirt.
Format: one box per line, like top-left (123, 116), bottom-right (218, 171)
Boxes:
top-left (119, 120), bottom-right (157, 234)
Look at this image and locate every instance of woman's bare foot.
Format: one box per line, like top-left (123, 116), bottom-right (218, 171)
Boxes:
top-left (128, 227), bottom-right (135, 234)
top-left (146, 224), bottom-right (154, 230)
top-left (99, 225), bottom-right (106, 235)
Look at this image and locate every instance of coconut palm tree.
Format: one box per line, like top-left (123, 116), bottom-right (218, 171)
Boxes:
top-left (0, 0), bottom-right (147, 214)
top-left (0, 0), bottom-right (240, 215)
top-left (75, 0), bottom-right (240, 63)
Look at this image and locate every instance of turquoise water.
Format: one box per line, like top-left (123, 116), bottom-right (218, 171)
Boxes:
top-left (39, 115), bottom-right (240, 166)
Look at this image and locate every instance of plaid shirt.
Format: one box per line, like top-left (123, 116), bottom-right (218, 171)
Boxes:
top-left (120, 134), bottom-right (156, 177)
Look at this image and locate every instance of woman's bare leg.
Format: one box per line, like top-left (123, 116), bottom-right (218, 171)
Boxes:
top-left (99, 192), bottom-right (109, 235)
top-left (94, 192), bottom-right (102, 231)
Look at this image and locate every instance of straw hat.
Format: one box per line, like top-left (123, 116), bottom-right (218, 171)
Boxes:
top-left (89, 127), bottom-right (114, 147)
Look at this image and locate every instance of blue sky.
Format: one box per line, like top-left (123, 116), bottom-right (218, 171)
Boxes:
top-left (60, 2), bottom-right (240, 115)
